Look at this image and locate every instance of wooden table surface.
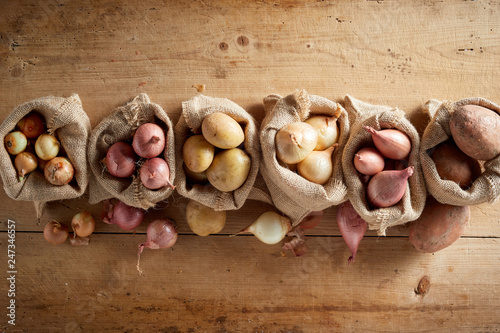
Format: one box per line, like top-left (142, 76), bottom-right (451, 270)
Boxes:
top-left (1, 1), bottom-right (499, 332)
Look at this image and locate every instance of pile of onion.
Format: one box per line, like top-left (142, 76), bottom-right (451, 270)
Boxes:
top-left (103, 122), bottom-right (174, 191)
top-left (4, 111), bottom-right (75, 185)
top-left (182, 112), bottom-right (251, 192)
top-left (43, 211), bottom-right (96, 246)
top-left (353, 126), bottom-right (413, 208)
top-left (275, 114), bottom-right (340, 185)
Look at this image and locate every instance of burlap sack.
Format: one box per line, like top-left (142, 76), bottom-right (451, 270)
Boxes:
top-left (174, 94), bottom-right (268, 211)
top-left (260, 90), bottom-right (349, 226)
top-left (342, 95), bottom-right (426, 236)
top-left (420, 98), bottom-right (500, 206)
top-left (0, 94), bottom-right (90, 218)
top-left (88, 93), bottom-right (175, 209)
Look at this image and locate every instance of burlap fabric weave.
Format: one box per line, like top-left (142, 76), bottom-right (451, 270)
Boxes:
top-left (0, 94), bottom-right (90, 218)
top-left (342, 95), bottom-right (426, 236)
top-left (174, 94), bottom-right (269, 211)
top-left (88, 93), bottom-right (175, 210)
top-left (420, 98), bottom-right (500, 206)
top-left (260, 90), bottom-right (349, 227)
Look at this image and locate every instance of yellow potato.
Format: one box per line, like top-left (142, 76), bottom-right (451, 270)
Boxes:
top-left (201, 112), bottom-right (244, 149)
top-left (182, 135), bottom-right (215, 173)
top-left (206, 148), bottom-right (251, 192)
top-left (186, 200), bottom-right (226, 236)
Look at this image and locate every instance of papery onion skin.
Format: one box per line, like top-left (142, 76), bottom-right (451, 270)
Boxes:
top-left (15, 151), bottom-right (38, 181)
top-left (132, 123), bottom-right (166, 158)
top-left (44, 157), bottom-right (74, 185)
top-left (367, 166), bottom-right (414, 208)
top-left (354, 147), bottom-right (385, 176)
top-left (139, 157), bottom-right (175, 190)
top-left (44, 220), bottom-right (69, 245)
top-left (35, 134), bottom-right (60, 161)
top-left (337, 201), bottom-right (367, 264)
top-left (106, 142), bottom-right (137, 178)
top-left (275, 122), bottom-right (318, 164)
top-left (305, 115), bottom-right (340, 151)
top-left (364, 126), bottom-right (411, 160)
top-left (5, 131), bottom-right (28, 155)
top-left (137, 219), bottom-right (178, 274)
top-left (102, 199), bottom-right (145, 231)
top-left (71, 211), bottom-right (96, 238)
top-left (17, 112), bottom-right (46, 139)
top-left (70, 235), bottom-right (90, 246)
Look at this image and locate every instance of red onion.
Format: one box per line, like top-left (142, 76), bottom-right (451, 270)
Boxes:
top-left (105, 142), bottom-right (137, 178)
top-left (367, 166), bottom-right (414, 208)
top-left (102, 200), bottom-right (145, 231)
top-left (132, 123), bottom-right (166, 158)
top-left (137, 219), bottom-right (178, 274)
top-left (139, 157), bottom-right (175, 190)
top-left (337, 201), bottom-right (367, 264)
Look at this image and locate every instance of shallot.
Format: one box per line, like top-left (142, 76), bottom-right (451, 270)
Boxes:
top-left (105, 142), bottom-right (137, 178)
top-left (132, 123), bottom-right (166, 158)
top-left (367, 166), bottom-right (414, 208)
top-left (137, 219), bottom-right (178, 274)
top-left (275, 122), bottom-right (318, 164)
top-left (139, 157), bottom-right (175, 190)
top-left (337, 201), bottom-right (367, 264)
top-left (364, 126), bottom-right (411, 160)
top-left (354, 147), bottom-right (385, 176)
top-left (297, 145), bottom-right (336, 184)
top-left (304, 115), bottom-right (340, 151)
top-left (102, 200), bottom-right (145, 231)
top-left (234, 211), bottom-right (291, 245)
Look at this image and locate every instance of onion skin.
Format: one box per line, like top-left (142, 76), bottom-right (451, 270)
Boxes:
top-left (106, 142), bottom-right (137, 178)
top-left (102, 200), bottom-right (145, 231)
top-left (354, 147), bottom-right (385, 176)
top-left (5, 131), bottom-right (28, 155)
top-left (137, 219), bottom-right (178, 274)
top-left (139, 157), bottom-right (175, 190)
top-left (132, 123), bottom-right (166, 158)
top-left (275, 122), bottom-right (318, 164)
top-left (17, 112), bottom-right (45, 139)
top-left (364, 126), bottom-right (411, 160)
top-left (337, 201), bottom-right (367, 264)
top-left (282, 227), bottom-right (308, 257)
top-left (44, 220), bottom-right (69, 245)
top-left (44, 157), bottom-right (74, 185)
top-left (14, 151), bottom-right (38, 181)
top-left (367, 166), bottom-right (414, 208)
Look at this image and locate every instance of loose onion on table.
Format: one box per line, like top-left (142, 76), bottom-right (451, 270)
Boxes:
top-left (71, 211), bottom-right (95, 238)
top-left (44, 220), bottom-right (69, 245)
top-left (233, 211), bottom-right (291, 245)
top-left (364, 126), bottom-right (411, 160)
top-left (105, 142), bottom-right (137, 178)
top-left (337, 201), bottom-right (367, 264)
top-left (102, 199), bottom-right (145, 231)
top-left (137, 219), bottom-right (178, 275)
top-left (132, 123), bottom-right (166, 158)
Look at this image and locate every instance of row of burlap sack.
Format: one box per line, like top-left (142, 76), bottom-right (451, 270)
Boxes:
top-left (1, 92), bottom-right (499, 236)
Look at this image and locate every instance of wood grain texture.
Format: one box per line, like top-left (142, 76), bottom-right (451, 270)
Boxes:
top-left (1, 0), bottom-right (500, 332)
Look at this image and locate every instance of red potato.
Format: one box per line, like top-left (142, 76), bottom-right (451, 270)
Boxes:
top-left (430, 140), bottom-right (481, 189)
top-left (449, 104), bottom-right (500, 161)
top-left (409, 198), bottom-right (470, 253)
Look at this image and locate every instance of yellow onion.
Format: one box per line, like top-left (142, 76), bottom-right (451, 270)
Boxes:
top-left (14, 151), bottom-right (38, 181)
top-left (305, 115), bottom-right (340, 151)
top-left (35, 134), bottom-right (60, 161)
top-left (297, 145), bottom-right (336, 185)
top-left (275, 122), bottom-right (318, 164)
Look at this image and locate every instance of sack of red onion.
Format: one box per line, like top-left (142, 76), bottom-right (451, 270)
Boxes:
top-left (420, 98), bottom-right (500, 206)
top-left (0, 94), bottom-right (90, 218)
top-left (87, 93), bottom-right (175, 209)
top-left (260, 90), bottom-right (349, 226)
top-left (342, 95), bottom-right (426, 236)
top-left (174, 94), bottom-right (269, 211)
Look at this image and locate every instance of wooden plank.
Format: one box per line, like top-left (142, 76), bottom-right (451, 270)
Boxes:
top-left (1, 233), bottom-right (498, 332)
